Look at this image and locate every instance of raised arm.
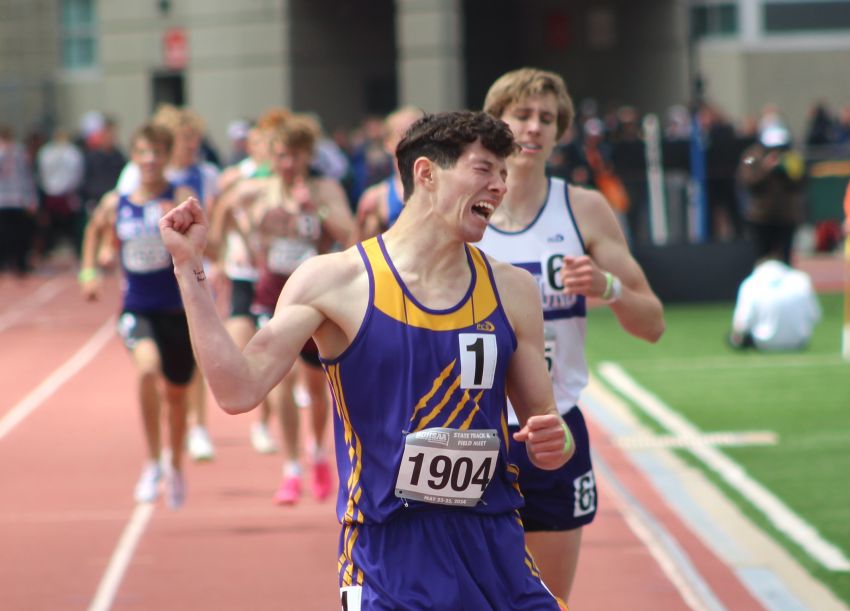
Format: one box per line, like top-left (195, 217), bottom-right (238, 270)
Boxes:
top-left (159, 197), bottom-right (325, 413)
top-left (566, 187), bottom-right (665, 342)
top-left (495, 263), bottom-right (575, 470)
top-left (315, 177), bottom-right (357, 248)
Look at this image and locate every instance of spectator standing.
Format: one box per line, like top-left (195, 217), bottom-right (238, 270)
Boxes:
top-left (737, 125), bottom-right (806, 264)
top-left (36, 128), bottom-right (85, 257)
top-left (0, 125), bottom-right (38, 275)
top-left (80, 115), bottom-right (127, 244)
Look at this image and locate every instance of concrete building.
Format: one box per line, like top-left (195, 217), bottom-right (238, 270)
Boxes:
top-left (1, 0), bottom-right (848, 150)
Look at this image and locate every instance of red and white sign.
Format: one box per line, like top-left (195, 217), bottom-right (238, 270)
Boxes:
top-left (163, 27), bottom-right (188, 70)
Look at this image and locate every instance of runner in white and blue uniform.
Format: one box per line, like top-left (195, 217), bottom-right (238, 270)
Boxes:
top-left (79, 122), bottom-right (198, 509)
top-left (478, 68), bottom-right (665, 604)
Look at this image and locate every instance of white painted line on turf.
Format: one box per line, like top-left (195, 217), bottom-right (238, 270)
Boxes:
top-left (0, 276), bottom-right (68, 333)
top-left (0, 316), bottom-right (115, 441)
top-left (614, 353), bottom-right (843, 372)
top-left (593, 453), bottom-right (724, 611)
top-left (615, 430), bottom-right (778, 450)
top-left (598, 361), bottom-right (850, 572)
top-left (87, 502), bottom-right (155, 611)
top-left (583, 379), bottom-right (827, 611)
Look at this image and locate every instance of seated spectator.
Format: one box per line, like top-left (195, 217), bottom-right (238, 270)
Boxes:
top-left (728, 256), bottom-right (821, 351)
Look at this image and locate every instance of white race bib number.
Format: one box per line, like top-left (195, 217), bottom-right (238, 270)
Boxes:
top-left (267, 238), bottom-right (317, 275)
top-left (395, 428), bottom-right (499, 507)
top-left (540, 252), bottom-right (565, 295)
top-left (340, 586), bottom-right (362, 611)
top-left (458, 333), bottom-right (497, 389)
top-left (544, 339), bottom-right (556, 376)
top-left (122, 235), bottom-right (171, 273)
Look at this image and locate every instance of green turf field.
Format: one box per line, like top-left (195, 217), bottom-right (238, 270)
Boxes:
top-left (585, 292), bottom-right (850, 604)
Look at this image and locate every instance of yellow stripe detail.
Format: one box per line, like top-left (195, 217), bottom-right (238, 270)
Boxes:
top-left (362, 238), bottom-right (498, 329)
top-left (327, 364), bottom-right (365, 525)
top-left (415, 375), bottom-right (461, 431)
top-left (343, 527), bottom-right (361, 585)
top-left (441, 389), bottom-right (471, 428)
top-left (458, 392), bottom-right (484, 430)
top-left (501, 410), bottom-right (509, 448)
top-left (525, 545), bottom-right (542, 578)
top-left (409, 359), bottom-right (456, 422)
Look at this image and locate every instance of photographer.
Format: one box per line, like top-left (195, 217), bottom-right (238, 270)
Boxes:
top-left (737, 125), bottom-right (806, 263)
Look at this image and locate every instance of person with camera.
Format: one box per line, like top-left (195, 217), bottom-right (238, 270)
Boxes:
top-left (737, 124), bottom-right (806, 264)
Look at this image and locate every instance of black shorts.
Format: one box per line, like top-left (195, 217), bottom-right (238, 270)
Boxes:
top-left (117, 310), bottom-right (196, 385)
top-left (229, 279), bottom-right (256, 318)
top-left (509, 407), bottom-right (597, 532)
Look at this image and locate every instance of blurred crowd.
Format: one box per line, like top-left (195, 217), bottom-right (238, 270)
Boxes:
top-left (1, 95), bottom-right (849, 277)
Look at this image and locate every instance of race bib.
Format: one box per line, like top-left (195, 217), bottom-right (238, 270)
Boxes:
top-left (122, 235), bottom-right (171, 273)
top-left (540, 251), bottom-right (565, 295)
top-left (340, 586), bottom-right (362, 611)
top-left (395, 428), bottom-right (499, 507)
top-left (267, 238), bottom-right (317, 275)
top-left (544, 339), bottom-right (556, 377)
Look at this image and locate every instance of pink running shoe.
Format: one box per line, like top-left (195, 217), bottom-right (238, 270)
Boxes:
top-left (273, 475), bottom-right (301, 505)
top-left (311, 461), bottom-right (333, 501)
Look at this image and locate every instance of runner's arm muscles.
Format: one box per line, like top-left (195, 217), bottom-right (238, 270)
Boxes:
top-left (163, 198), bottom-right (326, 413)
top-left (576, 189), bottom-right (665, 342)
top-left (173, 251), bottom-right (326, 414)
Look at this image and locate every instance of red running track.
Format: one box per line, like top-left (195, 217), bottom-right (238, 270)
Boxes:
top-left (0, 269), bottom-right (765, 610)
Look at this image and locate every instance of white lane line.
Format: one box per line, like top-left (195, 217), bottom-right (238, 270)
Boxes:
top-left (0, 277), bottom-right (68, 333)
top-left (593, 455), bottom-right (724, 611)
top-left (0, 317), bottom-right (115, 441)
top-left (615, 430), bottom-right (778, 450)
top-left (599, 361), bottom-right (850, 572)
top-left (87, 503), bottom-right (156, 611)
top-left (615, 354), bottom-right (842, 372)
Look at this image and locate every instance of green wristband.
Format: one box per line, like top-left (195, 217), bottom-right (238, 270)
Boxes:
top-left (601, 271), bottom-right (614, 300)
top-left (78, 268), bottom-right (99, 283)
top-left (560, 419), bottom-right (573, 454)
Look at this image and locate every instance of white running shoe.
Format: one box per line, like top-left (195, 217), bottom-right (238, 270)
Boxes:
top-left (250, 422), bottom-right (278, 454)
top-left (134, 462), bottom-right (162, 503)
top-left (165, 468), bottom-right (186, 510)
top-left (188, 425), bottom-right (215, 461)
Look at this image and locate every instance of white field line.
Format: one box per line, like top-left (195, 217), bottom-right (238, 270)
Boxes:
top-left (615, 430), bottom-right (778, 450)
top-left (87, 503), bottom-right (155, 611)
top-left (598, 361), bottom-right (850, 572)
top-left (0, 317), bottom-right (115, 441)
top-left (0, 277), bottom-right (68, 333)
top-left (617, 354), bottom-right (843, 372)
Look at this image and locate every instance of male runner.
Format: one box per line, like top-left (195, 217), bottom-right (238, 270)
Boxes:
top-left (80, 122), bottom-right (196, 508)
top-left (479, 68), bottom-right (665, 602)
top-left (160, 111), bottom-right (573, 609)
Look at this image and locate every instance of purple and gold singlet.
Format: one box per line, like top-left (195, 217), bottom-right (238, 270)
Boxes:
top-left (322, 236), bottom-right (560, 610)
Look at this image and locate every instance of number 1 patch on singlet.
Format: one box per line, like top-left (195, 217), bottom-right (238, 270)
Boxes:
top-left (395, 428), bottom-right (499, 507)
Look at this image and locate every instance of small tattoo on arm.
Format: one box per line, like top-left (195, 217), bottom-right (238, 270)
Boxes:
top-left (193, 269), bottom-right (206, 282)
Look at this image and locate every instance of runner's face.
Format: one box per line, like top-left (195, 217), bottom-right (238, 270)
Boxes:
top-left (132, 138), bottom-right (169, 184)
top-left (500, 93), bottom-right (559, 169)
top-left (433, 140), bottom-right (507, 243)
top-left (272, 141), bottom-right (311, 184)
top-left (172, 126), bottom-right (201, 166)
